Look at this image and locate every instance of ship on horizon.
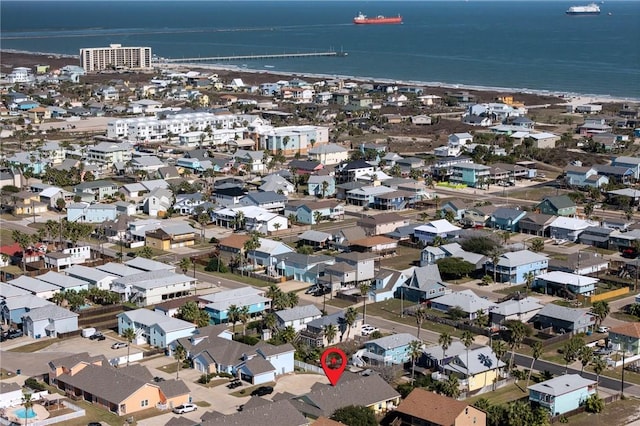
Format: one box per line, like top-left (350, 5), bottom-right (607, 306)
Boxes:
top-left (353, 12), bottom-right (402, 25)
top-left (566, 3), bottom-right (601, 15)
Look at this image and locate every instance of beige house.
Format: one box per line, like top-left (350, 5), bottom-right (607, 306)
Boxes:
top-left (392, 388), bottom-right (487, 426)
top-left (357, 212), bottom-right (410, 236)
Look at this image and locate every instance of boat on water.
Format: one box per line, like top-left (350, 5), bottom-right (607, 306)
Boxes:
top-left (566, 3), bottom-right (601, 15)
top-left (353, 12), bottom-right (402, 25)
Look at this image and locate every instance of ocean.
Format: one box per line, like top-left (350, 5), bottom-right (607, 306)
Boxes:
top-left (1, 1), bottom-right (639, 99)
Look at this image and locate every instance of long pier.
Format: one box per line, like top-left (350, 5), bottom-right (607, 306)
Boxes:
top-left (161, 51), bottom-right (344, 63)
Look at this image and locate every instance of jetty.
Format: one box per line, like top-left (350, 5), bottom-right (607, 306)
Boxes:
top-left (160, 51), bottom-right (345, 63)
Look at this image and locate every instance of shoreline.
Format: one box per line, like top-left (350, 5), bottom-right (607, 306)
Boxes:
top-left (3, 48), bottom-right (638, 105)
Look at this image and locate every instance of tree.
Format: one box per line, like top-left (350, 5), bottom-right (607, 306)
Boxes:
top-left (526, 341), bottom-right (543, 389)
top-left (359, 282), bottom-right (371, 323)
top-left (505, 320), bottom-right (531, 371)
top-left (266, 284), bottom-right (284, 312)
top-left (343, 307), bottom-right (358, 341)
top-left (578, 345), bottom-right (593, 375)
top-left (321, 180), bottom-right (329, 198)
top-left (55, 197), bottom-right (66, 211)
top-left (227, 304), bottom-right (240, 334)
top-left (122, 327), bottom-right (136, 367)
top-left (273, 222), bottom-right (281, 232)
top-left (22, 393), bottom-right (34, 426)
top-left (591, 301), bottom-right (610, 328)
top-left (408, 339), bottom-right (423, 383)
top-left (280, 325), bottom-right (296, 343)
top-left (524, 271), bottom-right (535, 295)
top-left (313, 210), bottom-right (323, 226)
top-left (592, 355), bottom-right (606, 390)
top-left (506, 400), bottom-right (535, 426)
top-left (489, 249), bottom-right (502, 283)
top-left (448, 306), bottom-right (466, 321)
top-left (475, 309), bottom-right (489, 328)
top-left (529, 238), bottom-right (544, 252)
top-left (178, 257), bottom-right (192, 276)
top-left (330, 405), bottom-right (377, 426)
top-left (491, 340), bottom-right (507, 388)
top-left (239, 305), bottom-right (250, 335)
top-left (263, 312), bottom-right (277, 333)
top-left (324, 324), bottom-right (337, 346)
top-left (414, 307), bottom-right (427, 339)
top-left (286, 291), bottom-right (299, 308)
top-left (461, 330), bottom-right (474, 389)
top-left (177, 301), bottom-right (210, 327)
top-left (436, 257), bottom-right (475, 280)
top-left (174, 344), bottom-right (187, 379)
top-left (562, 335), bottom-right (585, 373)
top-left (137, 246), bottom-right (154, 259)
top-left (438, 332), bottom-right (452, 365)
top-left (12, 230), bottom-right (34, 271)
top-left (243, 232), bottom-right (260, 269)
top-left (460, 236), bottom-right (500, 256)
top-left (584, 393), bottom-right (605, 413)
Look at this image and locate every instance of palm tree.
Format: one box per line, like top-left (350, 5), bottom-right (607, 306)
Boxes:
top-left (174, 344), bottom-right (187, 379)
top-left (122, 327), bottom-right (136, 366)
top-left (506, 321), bottom-right (530, 372)
top-left (263, 312), bottom-right (277, 333)
top-left (578, 345), bottom-right (593, 375)
top-left (280, 325), bottom-right (296, 343)
top-left (461, 330), bottom-right (474, 389)
top-left (239, 306), bottom-right (250, 335)
top-left (343, 307), bottom-right (358, 341)
top-left (179, 257), bottom-right (192, 276)
top-left (592, 355), bottom-right (606, 391)
top-left (266, 284), bottom-right (283, 312)
top-left (22, 393), bottom-right (34, 426)
top-left (591, 301), bottom-right (610, 329)
top-left (323, 324), bottom-right (337, 346)
top-left (491, 340), bottom-right (507, 390)
top-left (438, 332), bottom-right (452, 368)
top-left (313, 210), bottom-right (323, 226)
top-left (286, 291), bottom-right (299, 308)
top-left (321, 180), bottom-right (329, 198)
top-left (526, 341), bottom-right (542, 389)
top-left (227, 304), bottom-right (240, 334)
top-left (524, 272), bottom-right (535, 295)
top-left (408, 340), bottom-right (423, 384)
top-left (359, 283), bottom-right (371, 323)
top-left (489, 249), bottom-right (502, 283)
top-left (414, 307), bottom-right (427, 339)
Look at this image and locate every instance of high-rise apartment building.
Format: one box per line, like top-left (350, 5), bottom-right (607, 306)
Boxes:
top-left (80, 44), bottom-right (152, 72)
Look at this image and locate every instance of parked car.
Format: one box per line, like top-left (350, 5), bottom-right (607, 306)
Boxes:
top-left (153, 376), bottom-right (165, 383)
top-left (172, 404), bottom-right (197, 414)
top-left (597, 326), bottom-right (610, 333)
top-left (227, 380), bottom-right (242, 389)
top-left (594, 348), bottom-right (613, 356)
top-left (7, 330), bottom-right (23, 339)
top-left (111, 342), bottom-right (128, 349)
top-left (305, 285), bottom-right (320, 295)
top-left (312, 287), bottom-right (331, 297)
top-left (361, 325), bottom-right (379, 336)
top-left (250, 386), bottom-right (274, 396)
top-left (89, 332), bottom-right (104, 341)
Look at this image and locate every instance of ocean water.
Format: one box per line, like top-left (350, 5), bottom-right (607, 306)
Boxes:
top-left (1, 1), bottom-right (639, 99)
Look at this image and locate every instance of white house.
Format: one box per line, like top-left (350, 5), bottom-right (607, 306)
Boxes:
top-left (65, 265), bottom-right (116, 291)
top-left (43, 246), bottom-right (92, 271)
top-left (117, 309), bottom-right (196, 348)
top-left (308, 143), bottom-right (349, 165)
top-left (0, 382), bottom-right (24, 409)
top-left (275, 305), bottom-right (323, 332)
top-left (111, 271), bottom-right (195, 306)
top-left (22, 305), bottom-right (79, 338)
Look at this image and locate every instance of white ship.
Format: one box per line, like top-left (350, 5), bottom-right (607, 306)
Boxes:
top-left (566, 3), bottom-right (601, 15)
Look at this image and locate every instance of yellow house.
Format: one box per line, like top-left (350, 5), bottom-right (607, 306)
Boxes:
top-left (145, 224), bottom-right (196, 251)
top-left (443, 346), bottom-right (505, 392)
top-left (52, 360), bottom-right (190, 415)
top-left (12, 191), bottom-right (48, 216)
top-left (27, 106), bottom-right (51, 123)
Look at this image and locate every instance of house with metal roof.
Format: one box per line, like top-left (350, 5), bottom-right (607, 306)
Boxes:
top-left (484, 249), bottom-right (549, 285)
top-left (431, 290), bottom-right (497, 320)
top-left (490, 297), bottom-right (544, 325)
top-left (533, 271), bottom-right (598, 297)
top-left (362, 333), bottom-right (417, 365)
top-left (36, 271), bottom-right (89, 292)
top-left (529, 304), bottom-right (595, 334)
top-left (22, 305), bottom-right (78, 338)
top-left (275, 305), bottom-right (323, 331)
top-left (117, 308), bottom-right (196, 348)
top-left (7, 276), bottom-right (60, 300)
top-left (111, 270), bottom-right (195, 306)
top-left (200, 287), bottom-right (270, 325)
top-left (528, 374), bottom-right (596, 416)
top-left (549, 217), bottom-right (598, 242)
top-left (125, 257), bottom-right (176, 273)
top-left (399, 264), bottom-right (450, 303)
top-left (414, 219), bottom-right (462, 244)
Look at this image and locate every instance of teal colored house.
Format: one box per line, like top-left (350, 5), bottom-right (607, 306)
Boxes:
top-left (273, 252), bottom-right (335, 283)
top-left (307, 175), bottom-right (336, 198)
top-left (528, 374), bottom-right (596, 416)
top-left (489, 207), bottom-right (527, 232)
top-left (362, 333), bottom-right (417, 366)
top-left (450, 163), bottom-right (491, 188)
top-left (536, 195), bottom-right (577, 217)
top-left (608, 323), bottom-right (640, 356)
top-left (200, 287), bottom-right (271, 325)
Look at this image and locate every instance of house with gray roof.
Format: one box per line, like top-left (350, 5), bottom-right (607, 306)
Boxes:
top-left (430, 289), bottom-right (497, 320)
top-left (296, 230), bottom-right (333, 249)
top-left (518, 212), bottom-right (556, 237)
top-left (7, 276), bottom-right (60, 299)
top-left (275, 305), bottom-right (323, 331)
top-left (240, 191), bottom-right (287, 213)
top-left (117, 308), bottom-right (196, 348)
top-left (442, 345), bottom-right (506, 392)
top-left (111, 270), bottom-right (195, 306)
top-left (371, 267), bottom-right (413, 302)
top-left (125, 257), bottom-right (176, 273)
top-left (489, 297), bottom-right (544, 325)
top-left (64, 265), bottom-right (117, 291)
top-left (528, 374), bottom-right (596, 416)
top-left (489, 207), bottom-right (527, 232)
top-left (299, 310), bottom-right (364, 347)
top-left (289, 373), bottom-right (400, 418)
top-left (201, 399), bottom-right (308, 426)
top-left (362, 333), bottom-right (418, 365)
top-left (1, 294), bottom-right (54, 325)
top-left (398, 264), bottom-right (449, 303)
top-left (22, 305), bottom-right (78, 338)
top-left (529, 304), bottom-right (595, 334)
top-left (484, 249), bottom-right (549, 285)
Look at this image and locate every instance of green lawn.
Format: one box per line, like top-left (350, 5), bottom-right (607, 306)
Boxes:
top-left (195, 265), bottom-right (274, 288)
top-left (230, 381), bottom-right (276, 398)
top-left (379, 245), bottom-right (421, 270)
top-left (0, 228), bottom-right (15, 245)
top-left (156, 361), bottom-right (190, 375)
top-left (7, 339), bottom-right (57, 353)
top-left (494, 284), bottom-right (528, 295)
top-left (325, 298), bottom-right (354, 309)
top-left (468, 383), bottom-right (528, 405)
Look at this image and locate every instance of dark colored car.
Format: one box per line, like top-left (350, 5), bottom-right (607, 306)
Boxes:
top-left (227, 380), bottom-right (242, 389)
top-left (250, 386), bottom-right (274, 397)
top-left (7, 330), bottom-right (23, 339)
top-left (153, 376), bottom-right (165, 382)
top-left (89, 332), bottom-right (105, 341)
top-left (312, 287), bottom-right (331, 297)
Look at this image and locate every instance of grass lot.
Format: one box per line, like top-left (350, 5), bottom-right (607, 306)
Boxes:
top-left (379, 245), bottom-right (421, 270)
top-left (197, 378), bottom-right (229, 388)
top-left (325, 298), bottom-right (354, 309)
top-left (611, 312), bottom-right (640, 322)
top-left (157, 361), bottom-right (190, 375)
top-left (0, 228), bottom-right (15, 245)
top-left (569, 398), bottom-right (640, 426)
top-left (230, 381), bottom-right (276, 398)
top-left (494, 284), bottom-right (528, 296)
top-left (0, 369), bottom-right (16, 380)
top-left (7, 339), bottom-right (57, 353)
top-left (509, 186), bottom-right (569, 202)
top-left (593, 365), bottom-right (640, 386)
top-left (195, 265), bottom-right (273, 288)
top-left (468, 382), bottom-right (528, 405)
top-left (194, 400), bottom-right (211, 408)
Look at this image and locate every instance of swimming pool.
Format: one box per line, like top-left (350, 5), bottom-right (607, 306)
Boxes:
top-left (14, 407), bottom-right (36, 419)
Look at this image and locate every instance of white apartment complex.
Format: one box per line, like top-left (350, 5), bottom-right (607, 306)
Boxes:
top-left (86, 141), bottom-right (133, 166)
top-left (80, 44), bottom-right (152, 72)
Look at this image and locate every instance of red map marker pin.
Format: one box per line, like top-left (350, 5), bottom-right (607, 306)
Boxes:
top-left (320, 348), bottom-right (347, 386)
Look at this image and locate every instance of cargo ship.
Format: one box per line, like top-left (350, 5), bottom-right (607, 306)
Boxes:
top-left (353, 12), bottom-right (402, 25)
top-left (566, 3), bottom-right (601, 15)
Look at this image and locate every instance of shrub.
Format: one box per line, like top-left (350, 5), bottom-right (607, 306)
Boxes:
top-left (218, 372), bottom-right (234, 379)
top-left (24, 378), bottom-right (46, 392)
top-left (584, 394), bottom-right (604, 413)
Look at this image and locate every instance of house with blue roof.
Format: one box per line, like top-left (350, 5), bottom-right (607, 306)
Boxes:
top-left (362, 333), bottom-right (417, 366)
top-left (489, 207), bottom-right (527, 232)
top-left (528, 374), bottom-right (596, 416)
top-left (485, 249), bottom-right (549, 285)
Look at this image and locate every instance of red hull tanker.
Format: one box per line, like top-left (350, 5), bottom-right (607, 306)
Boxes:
top-left (353, 12), bottom-right (402, 25)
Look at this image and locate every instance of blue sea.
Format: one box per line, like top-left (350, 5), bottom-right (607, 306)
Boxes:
top-left (1, 1), bottom-right (639, 99)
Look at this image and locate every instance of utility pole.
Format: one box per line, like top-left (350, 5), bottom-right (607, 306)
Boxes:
top-left (621, 350), bottom-right (626, 398)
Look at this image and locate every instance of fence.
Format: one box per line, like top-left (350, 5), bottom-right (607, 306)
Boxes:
top-left (549, 394), bottom-right (619, 424)
top-left (578, 286), bottom-right (629, 304)
top-left (294, 360), bottom-right (323, 375)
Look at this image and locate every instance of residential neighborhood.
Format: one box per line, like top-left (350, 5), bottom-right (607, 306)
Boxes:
top-left (0, 50), bottom-right (639, 426)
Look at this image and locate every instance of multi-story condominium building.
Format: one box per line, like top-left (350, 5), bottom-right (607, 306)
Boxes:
top-left (80, 44), bottom-right (152, 72)
top-left (253, 125), bottom-right (329, 155)
top-left (86, 142), bottom-right (133, 167)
